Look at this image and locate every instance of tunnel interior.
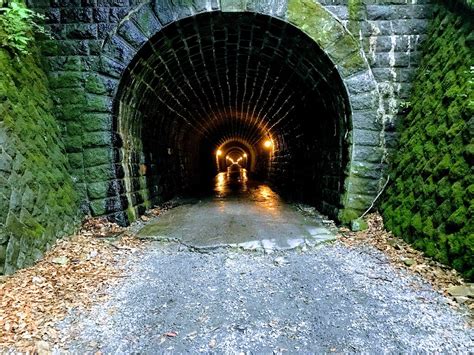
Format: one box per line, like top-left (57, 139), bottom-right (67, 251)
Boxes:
top-left (113, 12), bottom-right (351, 221)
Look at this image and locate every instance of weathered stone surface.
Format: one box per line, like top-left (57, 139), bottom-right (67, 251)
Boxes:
top-left (221, 0), bottom-right (246, 12)
top-left (99, 56), bottom-right (126, 78)
top-left (324, 5), bottom-right (349, 20)
top-left (350, 161), bottom-right (384, 180)
top-left (366, 5), bottom-right (432, 21)
top-left (61, 8), bottom-right (93, 23)
top-left (117, 20), bottom-right (148, 49)
top-left (65, 23), bottom-right (98, 39)
top-left (131, 3), bottom-right (162, 38)
top-left (352, 145), bottom-right (383, 163)
top-left (84, 164), bottom-right (116, 183)
top-left (351, 110), bottom-right (382, 130)
top-left (0, 47), bottom-right (80, 274)
top-left (22, 0), bottom-right (434, 232)
top-left (350, 92), bottom-right (378, 110)
top-left (93, 7), bottom-right (109, 22)
top-left (102, 35), bottom-right (136, 64)
top-left (87, 181), bottom-right (110, 199)
top-left (82, 131), bottom-right (113, 148)
top-left (345, 71), bottom-right (377, 94)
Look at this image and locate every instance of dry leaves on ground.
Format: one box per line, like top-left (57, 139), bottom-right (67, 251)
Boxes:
top-left (0, 217), bottom-right (145, 352)
top-left (338, 213), bottom-right (473, 315)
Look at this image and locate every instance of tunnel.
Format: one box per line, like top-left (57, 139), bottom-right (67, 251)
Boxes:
top-left (113, 11), bottom-right (351, 222)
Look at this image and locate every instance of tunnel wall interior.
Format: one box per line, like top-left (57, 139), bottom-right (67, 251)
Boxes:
top-left (114, 12), bottom-right (351, 221)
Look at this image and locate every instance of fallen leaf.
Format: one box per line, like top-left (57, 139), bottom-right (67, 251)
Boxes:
top-left (402, 258), bottom-right (416, 267)
top-left (446, 285), bottom-right (474, 297)
top-left (0, 216), bottom-right (146, 351)
top-left (51, 256), bottom-right (69, 265)
top-left (35, 340), bottom-right (50, 354)
top-left (337, 213), bottom-right (473, 313)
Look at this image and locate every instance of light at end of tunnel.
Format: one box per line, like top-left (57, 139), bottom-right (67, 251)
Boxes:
top-left (264, 139), bottom-right (273, 149)
top-left (216, 149), bottom-right (222, 156)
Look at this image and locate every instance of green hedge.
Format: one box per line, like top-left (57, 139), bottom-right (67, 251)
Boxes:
top-left (381, 4), bottom-right (473, 280)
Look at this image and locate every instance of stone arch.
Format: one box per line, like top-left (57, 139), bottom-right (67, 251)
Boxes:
top-left (217, 139), bottom-right (256, 172)
top-left (93, 0), bottom-right (382, 224)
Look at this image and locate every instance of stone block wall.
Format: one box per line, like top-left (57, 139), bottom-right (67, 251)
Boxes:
top-left (320, 0), bottom-right (433, 158)
top-left (0, 48), bottom-right (80, 274)
top-left (381, 2), bottom-right (473, 279)
top-left (25, 0), bottom-right (434, 225)
top-left (27, 0), bottom-right (150, 224)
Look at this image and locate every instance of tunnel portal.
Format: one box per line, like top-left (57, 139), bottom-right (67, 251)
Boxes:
top-left (114, 11), bottom-right (355, 222)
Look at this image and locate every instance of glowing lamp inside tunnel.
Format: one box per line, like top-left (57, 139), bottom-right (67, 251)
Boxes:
top-left (243, 153), bottom-right (247, 158)
top-left (216, 149), bottom-right (222, 156)
top-left (263, 140), bottom-right (273, 149)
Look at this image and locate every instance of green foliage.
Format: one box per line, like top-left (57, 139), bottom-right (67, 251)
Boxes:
top-left (0, 1), bottom-right (47, 55)
top-left (381, 5), bottom-right (474, 280)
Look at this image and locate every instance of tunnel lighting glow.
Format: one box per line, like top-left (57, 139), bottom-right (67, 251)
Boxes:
top-left (264, 140), bottom-right (273, 149)
top-left (112, 11), bottom-right (353, 223)
top-left (243, 153), bottom-right (247, 158)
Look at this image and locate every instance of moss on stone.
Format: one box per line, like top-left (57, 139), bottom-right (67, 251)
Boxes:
top-left (0, 46), bottom-right (80, 274)
top-left (381, 4), bottom-right (474, 280)
top-left (338, 208), bottom-right (359, 224)
top-left (347, 0), bottom-right (364, 36)
top-left (286, 0), bottom-right (365, 77)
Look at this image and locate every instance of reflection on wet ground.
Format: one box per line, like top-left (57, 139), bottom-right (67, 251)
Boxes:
top-left (214, 166), bottom-right (280, 213)
top-left (138, 166), bottom-right (336, 251)
top-left (214, 166), bottom-right (249, 197)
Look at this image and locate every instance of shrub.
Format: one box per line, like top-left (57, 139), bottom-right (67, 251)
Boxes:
top-left (0, 1), bottom-right (47, 55)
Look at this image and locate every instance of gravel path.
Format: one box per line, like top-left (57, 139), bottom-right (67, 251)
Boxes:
top-left (59, 242), bottom-right (473, 353)
top-left (58, 174), bottom-right (473, 353)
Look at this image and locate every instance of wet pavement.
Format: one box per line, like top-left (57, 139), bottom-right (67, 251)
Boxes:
top-left (59, 167), bottom-right (474, 353)
top-left (138, 167), bottom-right (336, 251)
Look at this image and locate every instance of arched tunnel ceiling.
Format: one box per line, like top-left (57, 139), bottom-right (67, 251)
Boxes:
top-left (117, 12), bottom-right (349, 150)
top-left (114, 10), bottom-right (354, 220)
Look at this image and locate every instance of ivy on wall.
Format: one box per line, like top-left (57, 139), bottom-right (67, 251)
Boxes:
top-left (381, 3), bottom-right (473, 279)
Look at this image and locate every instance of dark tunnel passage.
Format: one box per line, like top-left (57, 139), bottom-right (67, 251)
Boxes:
top-left (114, 12), bottom-right (351, 221)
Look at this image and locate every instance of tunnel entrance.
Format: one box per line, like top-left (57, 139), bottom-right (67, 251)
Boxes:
top-left (113, 11), bottom-right (352, 222)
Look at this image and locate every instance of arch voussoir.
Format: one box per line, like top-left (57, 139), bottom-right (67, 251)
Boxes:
top-left (152, 0), bottom-right (194, 25)
top-left (130, 3), bottom-right (163, 38)
top-left (102, 35), bottom-right (137, 68)
top-left (117, 20), bottom-right (149, 50)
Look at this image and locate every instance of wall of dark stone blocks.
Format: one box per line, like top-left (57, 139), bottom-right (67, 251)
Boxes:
top-left (26, 0), bottom-right (434, 222)
top-left (0, 48), bottom-right (80, 274)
